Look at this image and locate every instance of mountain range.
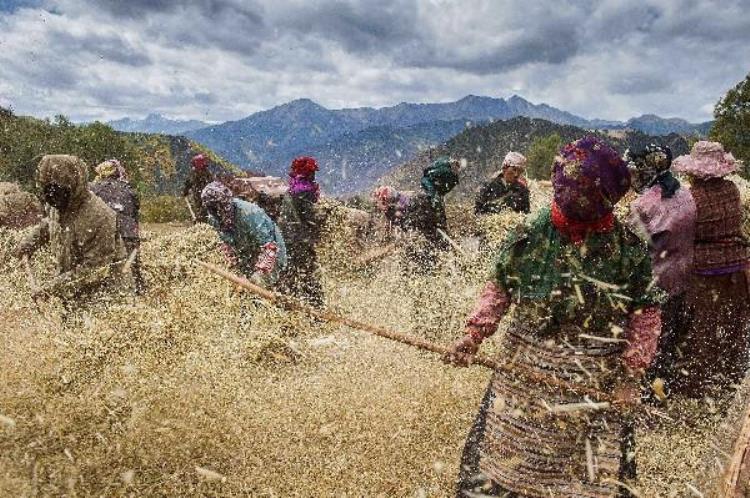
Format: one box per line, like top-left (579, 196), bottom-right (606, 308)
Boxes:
top-left (109, 113), bottom-right (209, 135)
top-left (104, 95), bottom-right (711, 194)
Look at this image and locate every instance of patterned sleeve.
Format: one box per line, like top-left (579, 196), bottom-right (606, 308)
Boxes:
top-left (622, 306), bottom-right (662, 372)
top-left (491, 216), bottom-right (533, 293)
top-left (465, 281), bottom-right (511, 342)
top-left (623, 230), bottom-right (664, 309)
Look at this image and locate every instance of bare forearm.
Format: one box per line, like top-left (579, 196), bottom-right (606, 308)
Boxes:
top-left (622, 306), bottom-right (662, 376)
top-left (464, 281), bottom-right (511, 343)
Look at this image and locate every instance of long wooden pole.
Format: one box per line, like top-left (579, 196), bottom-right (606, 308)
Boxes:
top-left (722, 399), bottom-right (750, 497)
top-left (437, 228), bottom-right (468, 258)
top-left (355, 243), bottom-right (397, 266)
top-left (196, 260), bottom-right (619, 404)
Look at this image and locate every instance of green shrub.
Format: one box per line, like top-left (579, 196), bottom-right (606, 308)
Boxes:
top-left (525, 133), bottom-right (564, 180)
top-left (140, 195), bottom-right (192, 223)
top-left (711, 72), bottom-right (750, 179)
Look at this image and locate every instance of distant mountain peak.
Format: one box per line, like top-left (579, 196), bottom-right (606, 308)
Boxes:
top-left (108, 113), bottom-right (209, 135)
top-left (282, 98), bottom-right (324, 110)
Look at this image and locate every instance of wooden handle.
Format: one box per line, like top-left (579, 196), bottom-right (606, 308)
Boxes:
top-left (437, 228), bottom-right (468, 258)
top-left (722, 399), bottom-right (750, 496)
top-left (184, 197), bottom-right (197, 223)
top-left (195, 260), bottom-right (617, 403)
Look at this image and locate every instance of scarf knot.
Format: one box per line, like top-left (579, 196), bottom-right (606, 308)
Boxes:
top-left (551, 201), bottom-right (614, 245)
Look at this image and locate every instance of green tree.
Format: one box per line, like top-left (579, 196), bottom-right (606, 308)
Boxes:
top-left (525, 133), bottom-right (563, 180)
top-left (0, 114), bottom-right (140, 190)
top-left (711, 73), bottom-right (750, 177)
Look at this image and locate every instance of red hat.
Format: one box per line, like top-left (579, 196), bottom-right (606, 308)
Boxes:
top-left (290, 156), bottom-right (318, 177)
top-left (191, 154), bottom-right (208, 170)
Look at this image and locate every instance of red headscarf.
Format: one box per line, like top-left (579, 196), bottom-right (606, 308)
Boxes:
top-left (290, 156), bottom-right (318, 178)
top-left (192, 154), bottom-right (208, 171)
top-left (550, 201), bottom-right (614, 245)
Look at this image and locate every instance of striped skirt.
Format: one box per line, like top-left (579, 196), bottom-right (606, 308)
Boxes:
top-left (477, 325), bottom-right (633, 497)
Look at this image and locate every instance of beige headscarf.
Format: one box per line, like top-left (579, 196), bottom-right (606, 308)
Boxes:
top-left (37, 155), bottom-right (89, 206)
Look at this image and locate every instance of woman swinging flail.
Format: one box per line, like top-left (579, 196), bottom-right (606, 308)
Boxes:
top-left (444, 136), bottom-right (663, 498)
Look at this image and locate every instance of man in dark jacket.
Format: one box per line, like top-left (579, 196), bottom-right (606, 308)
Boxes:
top-left (474, 151), bottom-right (530, 214)
top-left (90, 159), bottom-right (144, 293)
top-left (182, 154), bottom-right (213, 223)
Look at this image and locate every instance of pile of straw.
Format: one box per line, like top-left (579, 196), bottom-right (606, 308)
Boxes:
top-left (2, 176), bottom-right (750, 496)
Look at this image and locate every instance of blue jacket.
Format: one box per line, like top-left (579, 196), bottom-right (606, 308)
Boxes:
top-left (209, 199), bottom-right (288, 284)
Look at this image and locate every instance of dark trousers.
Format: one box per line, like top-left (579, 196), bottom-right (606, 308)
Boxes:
top-left (124, 238), bottom-right (145, 294)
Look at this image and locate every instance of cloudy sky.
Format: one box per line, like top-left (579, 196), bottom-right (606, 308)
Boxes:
top-left (1, 0), bottom-right (748, 123)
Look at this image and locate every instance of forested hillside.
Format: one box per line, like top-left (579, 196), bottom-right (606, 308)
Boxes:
top-left (0, 107), bottom-right (242, 197)
top-left (380, 117), bottom-right (691, 199)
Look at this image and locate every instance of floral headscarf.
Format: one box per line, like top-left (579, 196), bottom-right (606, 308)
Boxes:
top-left (192, 154), bottom-right (208, 171)
top-left (201, 181), bottom-right (235, 232)
top-left (552, 136), bottom-right (630, 223)
top-left (502, 151), bottom-right (527, 172)
top-left (625, 144), bottom-right (679, 198)
top-left (95, 159), bottom-right (128, 182)
top-left (672, 140), bottom-right (738, 179)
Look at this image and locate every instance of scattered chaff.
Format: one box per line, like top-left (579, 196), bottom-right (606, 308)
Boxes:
top-left (195, 466), bottom-right (226, 482)
top-left (0, 414), bottom-right (16, 429)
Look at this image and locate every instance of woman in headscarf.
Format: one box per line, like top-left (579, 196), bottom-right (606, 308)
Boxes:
top-left (14, 155), bottom-right (126, 302)
top-left (201, 181), bottom-right (287, 287)
top-left (626, 145), bottom-right (696, 397)
top-left (90, 159), bottom-right (144, 293)
top-left (475, 151), bottom-right (531, 215)
top-left (444, 136), bottom-right (662, 497)
top-left (277, 156), bottom-right (325, 307)
top-left (669, 141), bottom-right (750, 398)
top-left (372, 157), bottom-right (459, 272)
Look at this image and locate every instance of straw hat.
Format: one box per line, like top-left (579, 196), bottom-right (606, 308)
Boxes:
top-left (673, 141), bottom-right (738, 179)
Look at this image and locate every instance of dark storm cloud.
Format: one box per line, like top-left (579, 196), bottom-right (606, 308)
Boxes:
top-left (10, 58), bottom-right (79, 89)
top-left (48, 30), bottom-right (151, 66)
top-left (609, 74), bottom-right (673, 95)
top-left (278, 0), bottom-right (418, 54)
top-left (2, 0), bottom-right (749, 122)
top-left (110, 1), bottom-right (270, 56)
top-left (407, 19), bottom-right (581, 74)
top-left (87, 0), bottom-right (265, 27)
top-left (84, 0), bottom-right (176, 18)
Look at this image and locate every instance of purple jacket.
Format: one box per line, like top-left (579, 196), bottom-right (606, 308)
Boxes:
top-left (629, 185), bottom-right (696, 297)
